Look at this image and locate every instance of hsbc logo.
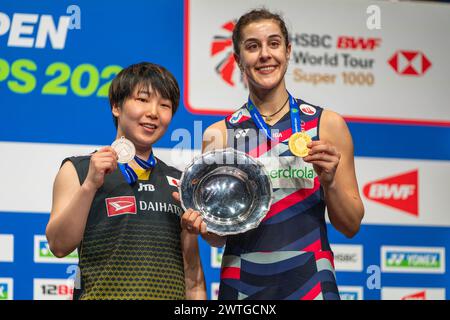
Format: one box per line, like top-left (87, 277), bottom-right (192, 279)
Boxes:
top-left (388, 51), bottom-right (431, 76)
top-left (105, 196), bottom-right (137, 217)
top-left (363, 170), bottom-right (418, 216)
top-left (330, 244), bottom-right (363, 272)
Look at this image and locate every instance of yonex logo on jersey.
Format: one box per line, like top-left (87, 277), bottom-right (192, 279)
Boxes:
top-left (105, 196), bottom-right (137, 217)
top-left (138, 183), bottom-right (155, 192)
top-left (300, 104), bottom-right (316, 115)
top-left (235, 129), bottom-right (250, 139)
top-left (363, 169), bottom-right (418, 216)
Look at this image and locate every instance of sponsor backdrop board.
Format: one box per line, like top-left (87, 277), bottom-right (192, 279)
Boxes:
top-left (0, 0), bottom-right (449, 300)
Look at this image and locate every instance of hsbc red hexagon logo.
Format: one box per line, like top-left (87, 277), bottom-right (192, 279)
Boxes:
top-left (388, 51), bottom-right (431, 76)
top-left (105, 196), bottom-right (137, 217)
top-left (363, 170), bottom-right (418, 216)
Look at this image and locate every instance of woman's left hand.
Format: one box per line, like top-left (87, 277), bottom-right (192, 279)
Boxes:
top-left (303, 140), bottom-right (341, 189)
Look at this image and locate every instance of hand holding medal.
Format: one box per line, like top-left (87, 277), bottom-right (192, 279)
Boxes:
top-left (111, 136), bottom-right (136, 164)
top-left (84, 146), bottom-right (118, 191)
top-left (111, 136), bottom-right (156, 185)
top-left (303, 140), bottom-right (341, 188)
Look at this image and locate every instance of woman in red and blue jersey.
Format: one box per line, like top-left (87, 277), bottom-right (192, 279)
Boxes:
top-left (177, 9), bottom-right (365, 300)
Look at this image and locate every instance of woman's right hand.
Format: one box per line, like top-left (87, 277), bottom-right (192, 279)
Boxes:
top-left (84, 146), bottom-right (118, 191)
top-left (181, 208), bottom-right (208, 235)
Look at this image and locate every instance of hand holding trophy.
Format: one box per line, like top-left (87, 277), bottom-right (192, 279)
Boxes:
top-left (178, 148), bottom-right (272, 236)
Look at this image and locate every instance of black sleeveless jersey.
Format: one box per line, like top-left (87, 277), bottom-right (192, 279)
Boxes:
top-left (63, 155), bottom-right (185, 300)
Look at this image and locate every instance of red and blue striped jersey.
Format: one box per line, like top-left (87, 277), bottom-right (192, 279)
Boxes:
top-left (219, 98), bottom-right (339, 300)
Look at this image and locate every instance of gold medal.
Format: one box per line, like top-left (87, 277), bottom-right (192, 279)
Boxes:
top-left (288, 132), bottom-right (312, 157)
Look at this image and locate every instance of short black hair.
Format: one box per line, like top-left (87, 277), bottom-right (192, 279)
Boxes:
top-left (232, 8), bottom-right (290, 56)
top-left (108, 62), bottom-right (180, 128)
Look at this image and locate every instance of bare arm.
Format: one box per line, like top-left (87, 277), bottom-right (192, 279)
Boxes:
top-left (46, 147), bottom-right (117, 257)
top-left (304, 110), bottom-right (364, 238)
top-left (181, 229), bottom-right (207, 300)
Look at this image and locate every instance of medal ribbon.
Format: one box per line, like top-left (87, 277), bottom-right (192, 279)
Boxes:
top-left (119, 152), bottom-right (156, 185)
top-left (246, 91), bottom-right (301, 141)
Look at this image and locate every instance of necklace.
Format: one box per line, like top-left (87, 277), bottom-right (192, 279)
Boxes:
top-left (259, 96), bottom-right (289, 122)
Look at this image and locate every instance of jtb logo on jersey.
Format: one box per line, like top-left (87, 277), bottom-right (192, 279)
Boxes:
top-left (105, 196), bottom-right (137, 217)
top-left (381, 246), bottom-right (445, 274)
top-left (138, 183), bottom-right (155, 192)
top-left (363, 170), bottom-right (418, 216)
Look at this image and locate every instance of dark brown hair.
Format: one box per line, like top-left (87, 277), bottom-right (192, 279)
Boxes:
top-left (108, 62), bottom-right (180, 128)
top-left (232, 8), bottom-right (290, 56)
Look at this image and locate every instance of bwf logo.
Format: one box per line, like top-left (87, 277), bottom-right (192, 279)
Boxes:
top-left (363, 169), bottom-right (418, 216)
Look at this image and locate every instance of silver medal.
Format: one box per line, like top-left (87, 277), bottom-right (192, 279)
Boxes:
top-left (111, 136), bottom-right (136, 164)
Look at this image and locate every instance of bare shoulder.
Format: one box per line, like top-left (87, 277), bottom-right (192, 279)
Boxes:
top-left (205, 119), bottom-right (227, 134)
top-left (56, 160), bottom-right (80, 186)
top-left (203, 119), bottom-right (227, 152)
top-left (321, 109), bottom-right (349, 133)
top-left (52, 160), bottom-right (81, 209)
top-left (320, 109), bottom-right (354, 152)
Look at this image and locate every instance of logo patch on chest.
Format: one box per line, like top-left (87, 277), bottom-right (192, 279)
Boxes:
top-left (258, 156), bottom-right (316, 189)
top-left (105, 196), bottom-right (137, 217)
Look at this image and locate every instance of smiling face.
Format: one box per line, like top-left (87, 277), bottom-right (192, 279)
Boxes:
top-left (235, 19), bottom-right (291, 94)
top-left (112, 85), bottom-right (173, 152)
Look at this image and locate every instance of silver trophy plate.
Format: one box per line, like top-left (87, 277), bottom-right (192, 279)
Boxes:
top-left (179, 148), bottom-right (272, 236)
